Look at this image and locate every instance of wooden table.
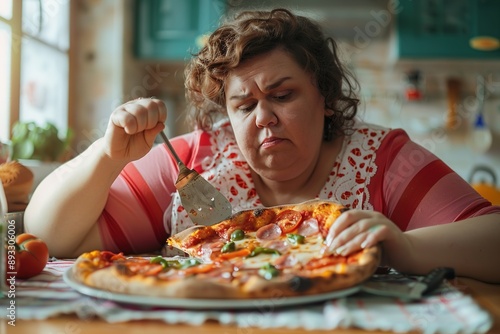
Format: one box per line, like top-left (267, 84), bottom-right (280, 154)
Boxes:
top-left (3, 277), bottom-right (500, 334)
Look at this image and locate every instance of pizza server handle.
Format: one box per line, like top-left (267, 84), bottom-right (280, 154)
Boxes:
top-left (159, 131), bottom-right (195, 181)
top-left (160, 131), bottom-right (185, 168)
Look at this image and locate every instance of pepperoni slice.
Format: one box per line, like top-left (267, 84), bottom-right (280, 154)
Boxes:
top-left (274, 253), bottom-right (298, 269)
top-left (304, 255), bottom-right (346, 270)
top-left (262, 239), bottom-right (290, 253)
top-left (126, 263), bottom-right (163, 276)
top-left (274, 210), bottom-right (303, 233)
top-left (200, 241), bottom-right (225, 262)
top-left (297, 217), bottom-right (319, 236)
top-left (256, 223), bottom-right (282, 240)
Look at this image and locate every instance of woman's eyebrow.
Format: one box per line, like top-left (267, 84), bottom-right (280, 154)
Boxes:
top-left (229, 92), bottom-right (251, 101)
top-left (229, 77), bottom-right (292, 101)
top-left (265, 77), bottom-right (291, 91)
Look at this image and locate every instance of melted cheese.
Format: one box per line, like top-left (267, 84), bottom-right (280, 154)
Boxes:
top-left (233, 231), bottom-right (258, 250)
top-left (286, 234), bottom-right (324, 266)
top-left (230, 233), bottom-right (325, 269)
top-left (240, 253), bottom-right (277, 269)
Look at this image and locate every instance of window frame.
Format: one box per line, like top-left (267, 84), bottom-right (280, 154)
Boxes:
top-left (1, 0), bottom-right (74, 145)
top-left (0, 1), bottom-right (21, 139)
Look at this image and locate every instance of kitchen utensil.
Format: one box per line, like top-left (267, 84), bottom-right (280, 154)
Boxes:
top-left (361, 267), bottom-right (455, 300)
top-left (159, 131), bottom-right (232, 226)
top-left (471, 75), bottom-right (492, 153)
top-left (470, 36), bottom-right (500, 51)
top-left (469, 165), bottom-right (500, 205)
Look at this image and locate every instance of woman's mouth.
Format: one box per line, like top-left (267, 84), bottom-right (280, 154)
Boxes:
top-left (260, 137), bottom-right (284, 149)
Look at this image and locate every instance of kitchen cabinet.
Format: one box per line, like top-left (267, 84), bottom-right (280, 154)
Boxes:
top-left (134, 0), bottom-right (225, 60)
top-left (396, 0), bottom-right (500, 58)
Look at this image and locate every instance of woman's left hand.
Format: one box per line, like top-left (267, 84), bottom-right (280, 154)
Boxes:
top-left (323, 209), bottom-right (408, 265)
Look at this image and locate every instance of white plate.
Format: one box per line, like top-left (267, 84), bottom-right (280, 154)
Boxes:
top-left (63, 269), bottom-right (361, 310)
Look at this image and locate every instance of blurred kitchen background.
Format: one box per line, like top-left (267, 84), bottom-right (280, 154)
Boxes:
top-left (1, 0), bottom-right (500, 190)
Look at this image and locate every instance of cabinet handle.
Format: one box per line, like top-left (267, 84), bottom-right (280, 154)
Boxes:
top-left (469, 36), bottom-right (500, 51)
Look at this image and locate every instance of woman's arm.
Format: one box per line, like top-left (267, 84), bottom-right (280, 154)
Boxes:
top-left (24, 99), bottom-right (167, 258)
top-left (324, 210), bottom-right (500, 283)
top-left (24, 139), bottom-right (127, 257)
top-left (395, 214), bottom-right (500, 283)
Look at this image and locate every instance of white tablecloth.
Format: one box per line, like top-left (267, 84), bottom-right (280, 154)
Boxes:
top-left (1, 259), bottom-right (493, 333)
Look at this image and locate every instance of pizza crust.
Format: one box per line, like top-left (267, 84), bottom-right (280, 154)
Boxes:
top-left (242, 245), bottom-right (380, 298)
top-left (85, 267), bottom-right (245, 299)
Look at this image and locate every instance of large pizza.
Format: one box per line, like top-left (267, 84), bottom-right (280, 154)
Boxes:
top-left (71, 200), bottom-right (380, 299)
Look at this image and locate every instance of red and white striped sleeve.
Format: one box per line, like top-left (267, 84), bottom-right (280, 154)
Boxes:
top-left (368, 129), bottom-right (500, 231)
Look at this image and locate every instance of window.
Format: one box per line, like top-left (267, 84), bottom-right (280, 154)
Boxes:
top-left (0, 0), bottom-right (15, 142)
top-left (0, 0), bottom-right (70, 143)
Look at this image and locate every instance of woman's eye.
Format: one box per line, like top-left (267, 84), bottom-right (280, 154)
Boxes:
top-left (273, 91), bottom-right (291, 101)
top-left (237, 103), bottom-right (256, 112)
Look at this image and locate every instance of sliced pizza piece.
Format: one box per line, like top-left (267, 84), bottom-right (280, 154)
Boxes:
top-left (167, 199), bottom-right (347, 259)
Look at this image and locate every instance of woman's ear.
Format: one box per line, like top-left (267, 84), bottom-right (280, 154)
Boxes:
top-left (323, 116), bottom-right (334, 141)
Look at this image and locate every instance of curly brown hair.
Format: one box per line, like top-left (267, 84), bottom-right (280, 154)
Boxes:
top-left (184, 8), bottom-right (359, 140)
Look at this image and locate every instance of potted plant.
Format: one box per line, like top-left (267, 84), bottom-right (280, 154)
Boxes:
top-left (10, 121), bottom-right (72, 162)
top-left (9, 121), bottom-right (73, 191)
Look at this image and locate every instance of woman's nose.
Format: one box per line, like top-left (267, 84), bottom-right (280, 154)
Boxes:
top-left (255, 101), bottom-right (278, 128)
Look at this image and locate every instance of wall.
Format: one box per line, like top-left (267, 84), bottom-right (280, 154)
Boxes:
top-left (72, 0), bottom-right (190, 150)
top-left (72, 0), bottom-right (125, 153)
top-left (343, 30), bottom-right (500, 182)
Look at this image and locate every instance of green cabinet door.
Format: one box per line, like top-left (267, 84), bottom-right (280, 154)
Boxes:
top-left (397, 0), bottom-right (500, 58)
top-left (134, 0), bottom-right (225, 60)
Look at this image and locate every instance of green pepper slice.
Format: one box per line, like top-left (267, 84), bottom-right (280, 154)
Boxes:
top-left (258, 263), bottom-right (280, 280)
top-left (150, 256), bottom-right (200, 270)
top-left (180, 258), bottom-right (201, 268)
top-left (230, 229), bottom-right (245, 241)
top-left (150, 256), bottom-right (181, 269)
top-left (221, 241), bottom-right (236, 253)
top-left (247, 246), bottom-right (281, 257)
top-left (286, 233), bottom-right (305, 245)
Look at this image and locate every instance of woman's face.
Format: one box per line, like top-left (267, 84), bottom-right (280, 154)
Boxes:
top-left (225, 48), bottom-right (328, 182)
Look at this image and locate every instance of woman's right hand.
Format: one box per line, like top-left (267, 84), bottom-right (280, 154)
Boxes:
top-left (323, 209), bottom-right (412, 268)
top-left (104, 98), bottom-right (167, 162)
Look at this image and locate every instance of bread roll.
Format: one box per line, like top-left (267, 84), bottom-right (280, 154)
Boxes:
top-left (0, 161), bottom-right (34, 212)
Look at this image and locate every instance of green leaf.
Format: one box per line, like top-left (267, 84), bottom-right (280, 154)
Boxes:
top-left (11, 141), bottom-right (35, 160)
top-left (11, 122), bottom-right (29, 142)
top-left (9, 121), bottom-right (72, 161)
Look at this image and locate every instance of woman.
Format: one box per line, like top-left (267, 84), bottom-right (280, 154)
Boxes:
top-left (25, 9), bottom-right (500, 282)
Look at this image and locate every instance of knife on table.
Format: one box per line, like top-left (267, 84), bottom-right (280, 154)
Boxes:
top-left (361, 267), bottom-right (456, 300)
